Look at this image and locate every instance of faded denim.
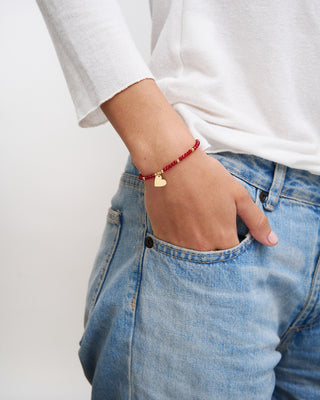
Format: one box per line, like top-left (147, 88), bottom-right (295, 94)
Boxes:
top-left (79, 152), bottom-right (320, 400)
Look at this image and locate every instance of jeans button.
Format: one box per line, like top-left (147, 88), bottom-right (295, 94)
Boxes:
top-left (145, 236), bottom-right (154, 248)
top-left (259, 191), bottom-right (268, 203)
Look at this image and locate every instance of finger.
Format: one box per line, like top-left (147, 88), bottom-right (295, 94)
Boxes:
top-left (235, 189), bottom-right (278, 246)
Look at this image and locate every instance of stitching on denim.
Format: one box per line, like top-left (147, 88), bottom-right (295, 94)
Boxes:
top-left (289, 313), bottom-right (320, 332)
top-left (107, 217), bottom-right (120, 225)
top-left (263, 164), bottom-right (287, 210)
top-left (151, 235), bottom-right (254, 264)
top-left (128, 210), bottom-right (148, 400)
top-left (87, 215), bottom-right (122, 320)
top-left (120, 173), bottom-right (144, 190)
top-left (227, 170), bottom-right (270, 193)
top-left (120, 181), bottom-right (144, 192)
top-left (279, 194), bottom-right (320, 208)
top-left (227, 169), bottom-right (320, 208)
top-left (279, 254), bottom-right (320, 344)
top-left (279, 309), bottom-right (320, 346)
top-left (279, 315), bottom-right (320, 348)
top-left (120, 180), bottom-right (143, 189)
top-left (107, 208), bottom-right (121, 225)
top-left (290, 274), bottom-right (320, 333)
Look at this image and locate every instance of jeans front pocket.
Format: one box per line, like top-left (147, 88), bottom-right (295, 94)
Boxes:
top-left (84, 207), bottom-right (121, 327)
top-left (146, 173), bottom-right (258, 264)
top-left (133, 199), bottom-right (274, 400)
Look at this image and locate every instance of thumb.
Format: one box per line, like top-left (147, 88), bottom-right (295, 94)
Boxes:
top-left (236, 189), bottom-right (278, 246)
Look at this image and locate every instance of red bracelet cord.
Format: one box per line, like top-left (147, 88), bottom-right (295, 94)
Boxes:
top-left (138, 139), bottom-right (200, 187)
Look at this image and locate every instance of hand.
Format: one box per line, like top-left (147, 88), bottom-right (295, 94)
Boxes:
top-left (100, 78), bottom-right (277, 250)
top-left (144, 149), bottom-right (278, 251)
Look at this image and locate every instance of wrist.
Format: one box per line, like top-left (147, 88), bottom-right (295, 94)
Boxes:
top-left (131, 127), bottom-right (196, 175)
top-left (138, 139), bottom-right (201, 187)
top-left (100, 78), bottom-right (195, 174)
top-left (143, 147), bottom-right (209, 191)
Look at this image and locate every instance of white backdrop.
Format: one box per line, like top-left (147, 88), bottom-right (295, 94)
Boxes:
top-left (0, 1), bottom-right (151, 399)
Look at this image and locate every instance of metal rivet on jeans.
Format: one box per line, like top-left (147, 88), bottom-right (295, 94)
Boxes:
top-left (259, 191), bottom-right (268, 203)
top-left (145, 236), bottom-right (154, 248)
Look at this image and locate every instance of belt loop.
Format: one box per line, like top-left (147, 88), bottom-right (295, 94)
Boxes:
top-left (263, 164), bottom-right (287, 211)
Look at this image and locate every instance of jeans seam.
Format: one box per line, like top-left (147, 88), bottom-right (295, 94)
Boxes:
top-left (289, 314), bottom-right (320, 332)
top-left (226, 170), bottom-right (270, 193)
top-left (121, 173), bottom-right (145, 191)
top-left (128, 210), bottom-right (148, 400)
top-left (86, 212), bottom-right (122, 323)
top-left (279, 194), bottom-right (320, 208)
top-left (106, 209), bottom-right (121, 225)
top-left (226, 170), bottom-right (320, 208)
top-left (149, 235), bottom-right (255, 264)
top-left (279, 253), bottom-right (320, 343)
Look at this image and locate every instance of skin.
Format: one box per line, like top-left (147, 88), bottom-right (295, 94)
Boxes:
top-left (101, 78), bottom-right (278, 251)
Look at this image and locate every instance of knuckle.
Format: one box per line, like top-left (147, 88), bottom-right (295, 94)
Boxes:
top-left (236, 186), bottom-right (251, 204)
top-left (256, 212), bottom-right (269, 229)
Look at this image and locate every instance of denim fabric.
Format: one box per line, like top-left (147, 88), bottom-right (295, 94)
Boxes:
top-left (79, 152), bottom-right (320, 400)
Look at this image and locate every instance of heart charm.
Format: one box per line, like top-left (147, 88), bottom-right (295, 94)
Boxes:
top-left (154, 174), bottom-right (167, 187)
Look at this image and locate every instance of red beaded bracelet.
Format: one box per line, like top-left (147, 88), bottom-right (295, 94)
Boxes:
top-left (138, 139), bottom-right (200, 187)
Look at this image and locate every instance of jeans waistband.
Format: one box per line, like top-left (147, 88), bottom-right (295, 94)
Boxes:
top-left (123, 152), bottom-right (320, 207)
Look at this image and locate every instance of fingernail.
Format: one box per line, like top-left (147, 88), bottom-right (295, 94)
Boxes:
top-left (268, 230), bottom-right (278, 245)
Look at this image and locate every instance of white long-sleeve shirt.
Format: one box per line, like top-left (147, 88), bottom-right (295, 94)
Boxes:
top-left (36, 0), bottom-right (320, 175)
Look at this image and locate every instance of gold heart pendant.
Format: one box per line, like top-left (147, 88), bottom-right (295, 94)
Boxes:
top-left (154, 174), bottom-right (167, 187)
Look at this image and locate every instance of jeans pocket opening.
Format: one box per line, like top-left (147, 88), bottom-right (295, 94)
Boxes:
top-left (147, 231), bottom-right (254, 264)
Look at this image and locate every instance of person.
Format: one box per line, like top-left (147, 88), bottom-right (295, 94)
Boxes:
top-left (36, 1), bottom-right (320, 399)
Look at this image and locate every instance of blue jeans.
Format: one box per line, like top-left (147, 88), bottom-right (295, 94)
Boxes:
top-left (79, 152), bottom-right (320, 400)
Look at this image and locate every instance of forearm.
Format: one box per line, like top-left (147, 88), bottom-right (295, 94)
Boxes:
top-left (100, 78), bottom-right (195, 174)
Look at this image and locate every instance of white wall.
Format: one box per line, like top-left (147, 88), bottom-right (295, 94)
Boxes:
top-left (0, 1), bottom-right (151, 399)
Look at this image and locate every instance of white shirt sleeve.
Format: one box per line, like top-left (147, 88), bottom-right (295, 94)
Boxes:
top-left (36, 0), bottom-right (155, 128)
